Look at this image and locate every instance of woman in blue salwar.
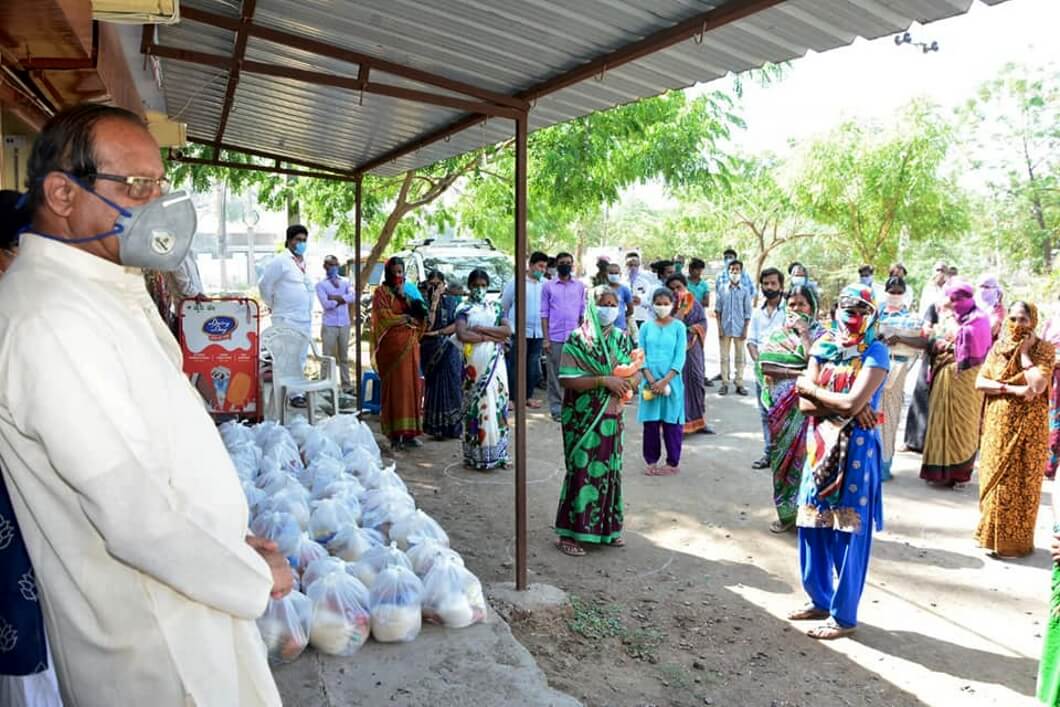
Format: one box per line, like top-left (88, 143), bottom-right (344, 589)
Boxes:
top-left (788, 284), bottom-right (889, 640)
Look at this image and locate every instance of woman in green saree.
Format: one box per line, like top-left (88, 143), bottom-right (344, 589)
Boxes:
top-left (554, 288), bottom-right (638, 557)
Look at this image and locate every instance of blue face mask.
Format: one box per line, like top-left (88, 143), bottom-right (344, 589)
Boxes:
top-left (860, 275), bottom-right (873, 286)
top-left (326, 266), bottom-right (340, 279)
top-left (292, 241), bottom-right (307, 257)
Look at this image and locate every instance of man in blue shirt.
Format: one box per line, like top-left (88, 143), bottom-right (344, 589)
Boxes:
top-left (715, 248), bottom-right (756, 298)
top-left (714, 258), bottom-right (753, 396)
top-left (502, 251), bottom-right (549, 410)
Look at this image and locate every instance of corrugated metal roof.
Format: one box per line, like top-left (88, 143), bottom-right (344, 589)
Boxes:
top-left (156, 0), bottom-right (1007, 176)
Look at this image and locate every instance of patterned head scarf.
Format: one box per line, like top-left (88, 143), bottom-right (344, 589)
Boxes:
top-left (810, 284), bottom-right (878, 364)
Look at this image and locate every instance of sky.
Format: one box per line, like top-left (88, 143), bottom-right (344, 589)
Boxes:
top-left (630, 0), bottom-right (1060, 208)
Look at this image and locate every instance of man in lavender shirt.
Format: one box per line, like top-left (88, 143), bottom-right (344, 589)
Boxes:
top-left (316, 254), bottom-right (356, 390)
top-left (541, 251), bottom-right (586, 421)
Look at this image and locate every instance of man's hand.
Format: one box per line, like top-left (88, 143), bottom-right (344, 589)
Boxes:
top-left (854, 405), bottom-right (877, 429)
top-left (543, 340), bottom-right (552, 352)
top-left (246, 535), bottom-right (294, 599)
top-left (329, 294), bottom-right (346, 303)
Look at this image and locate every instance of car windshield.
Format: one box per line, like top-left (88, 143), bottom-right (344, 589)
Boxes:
top-left (422, 254), bottom-right (514, 292)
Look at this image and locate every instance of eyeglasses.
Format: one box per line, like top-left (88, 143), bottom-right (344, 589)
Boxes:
top-left (89, 173), bottom-right (171, 199)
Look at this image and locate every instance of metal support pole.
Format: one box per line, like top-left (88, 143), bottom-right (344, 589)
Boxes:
top-left (514, 114), bottom-right (529, 591)
top-left (354, 175), bottom-right (364, 407)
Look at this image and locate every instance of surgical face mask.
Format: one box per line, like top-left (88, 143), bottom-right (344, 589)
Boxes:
top-left (886, 293), bottom-right (904, 309)
top-left (607, 273), bottom-right (621, 284)
top-left (530, 269), bottom-right (544, 281)
top-left (557, 263), bottom-right (573, 278)
top-left (859, 275), bottom-right (873, 286)
top-left (597, 306), bottom-right (619, 327)
top-left (653, 304), bottom-right (673, 319)
top-left (728, 271), bottom-right (741, 284)
top-left (326, 266), bottom-right (340, 279)
top-left (34, 179), bottom-right (196, 271)
top-left (547, 268), bottom-right (558, 279)
top-left (292, 241), bottom-right (307, 257)
top-left (790, 275), bottom-right (807, 287)
top-left (723, 255), bottom-right (734, 266)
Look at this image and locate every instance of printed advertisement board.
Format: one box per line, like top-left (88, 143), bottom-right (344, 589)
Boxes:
top-left (179, 298), bottom-right (261, 418)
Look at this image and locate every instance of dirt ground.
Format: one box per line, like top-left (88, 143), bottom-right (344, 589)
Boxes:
top-left (376, 338), bottom-right (1051, 707)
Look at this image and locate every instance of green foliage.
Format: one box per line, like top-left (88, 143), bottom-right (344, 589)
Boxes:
top-left (791, 100), bottom-right (970, 271)
top-left (456, 89), bottom-right (746, 252)
top-left (956, 62), bottom-right (1060, 272)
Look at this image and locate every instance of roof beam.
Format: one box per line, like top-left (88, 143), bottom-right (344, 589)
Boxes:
top-left (356, 0), bottom-right (784, 174)
top-left (145, 43), bottom-right (523, 118)
top-left (213, 0), bottom-right (257, 151)
top-left (178, 5), bottom-right (529, 112)
top-left (169, 152), bottom-right (359, 182)
top-left (185, 138), bottom-right (357, 176)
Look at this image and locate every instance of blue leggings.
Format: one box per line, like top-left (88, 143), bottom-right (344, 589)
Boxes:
top-left (798, 525), bottom-right (873, 628)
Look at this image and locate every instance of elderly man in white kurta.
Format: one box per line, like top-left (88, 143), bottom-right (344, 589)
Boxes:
top-left (0, 105), bottom-right (286, 706)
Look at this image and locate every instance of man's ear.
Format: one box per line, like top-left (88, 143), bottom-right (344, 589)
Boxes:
top-left (41, 173), bottom-right (76, 219)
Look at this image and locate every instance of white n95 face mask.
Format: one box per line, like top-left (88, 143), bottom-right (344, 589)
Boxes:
top-left (597, 306), bottom-right (619, 326)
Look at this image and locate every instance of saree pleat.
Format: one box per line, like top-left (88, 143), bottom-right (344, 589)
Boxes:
top-left (919, 359), bottom-right (983, 484)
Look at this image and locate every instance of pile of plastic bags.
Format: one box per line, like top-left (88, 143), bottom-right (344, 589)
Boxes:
top-left (218, 414), bottom-right (486, 664)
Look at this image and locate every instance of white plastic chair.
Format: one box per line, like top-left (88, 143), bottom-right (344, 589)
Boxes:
top-left (260, 325), bottom-right (340, 425)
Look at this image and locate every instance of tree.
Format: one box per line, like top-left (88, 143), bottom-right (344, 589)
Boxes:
top-left (957, 63), bottom-right (1060, 271)
top-left (453, 89), bottom-right (746, 256)
top-left (791, 101), bottom-right (970, 271)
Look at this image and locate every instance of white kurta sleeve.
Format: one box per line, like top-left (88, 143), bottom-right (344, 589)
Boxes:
top-left (5, 315), bottom-right (273, 620)
top-left (257, 256), bottom-right (283, 309)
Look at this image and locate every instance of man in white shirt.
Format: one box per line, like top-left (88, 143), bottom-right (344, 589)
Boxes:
top-left (502, 251), bottom-right (548, 409)
top-left (746, 267), bottom-right (787, 470)
top-left (258, 224), bottom-right (314, 404)
top-left (0, 104), bottom-right (287, 707)
top-left (919, 260), bottom-right (949, 319)
top-left (625, 251), bottom-right (657, 330)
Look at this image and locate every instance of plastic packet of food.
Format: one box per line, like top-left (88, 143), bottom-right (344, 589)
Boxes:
top-left (307, 572), bottom-right (371, 656)
top-left (301, 555), bottom-right (348, 590)
top-left (259, 487), bottom-right (312, 530)
top-left (407, 539), bottom-right (464, 579)
top-left (350, 542), bottom-right (413, 589)
top-left (291, 534), bottom-right (330, 577)
top-left (422, 556), bottom-right (487, 629)
top-left (343, 446), bottom-right (381, 479)
top-left (257, 590), bottom-right (313, 663)
top-left (369, 566), bottom-right (424, 643)
top-left (360, 489), bottom-right (416, 538)
top-left (250, 511), bottom-right (301, 560)
top-left (327, 525), bottom-right (384, 562)
top-left (309, 498), bottom-right (358, 545)
top-left (389, 509), bottom-right (449, 551)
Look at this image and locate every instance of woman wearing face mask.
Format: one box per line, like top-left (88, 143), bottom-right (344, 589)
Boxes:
top-left (918, 282), bottom-right (992, 487)
top-left (666, 274), bottom-right (711, 435)
top-left (787, 284), bottom-right (889, 640)
top-left (455, 269), bottom-right (512, 470)
top-left (975, 275), bottom-right (1006, 340)
top-left (553, 288), bottom-right (638, 556)
top-left (420, 270), bottom-right (463, 441)
top-left (974, 302), bottom-right (1054, 558)
top-left (638, 288), bottom-right (687, 475)
top-left (372, 256), bottom-right (428, 451)
top-left (755, 285), bottom-right (824, 532)
top-left (877, 277), bottom-right (926, 481)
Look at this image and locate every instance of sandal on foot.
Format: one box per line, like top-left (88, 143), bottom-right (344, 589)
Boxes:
top-left (556, 539), bottom-right (586, 557)
top-left (608, 537), bottom-right (626, 547)
top-left (787, 604), bottom-right (829, 621)
top-left (644, 464), bottom-right (663, 476)
top-left (769, 520), bottom-right (795, 534)
top-left (807, 619), bottom-right (856, 640)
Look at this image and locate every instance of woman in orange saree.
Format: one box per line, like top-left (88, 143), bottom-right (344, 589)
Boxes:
top-left (372, 257), bottom-right (427, 450)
